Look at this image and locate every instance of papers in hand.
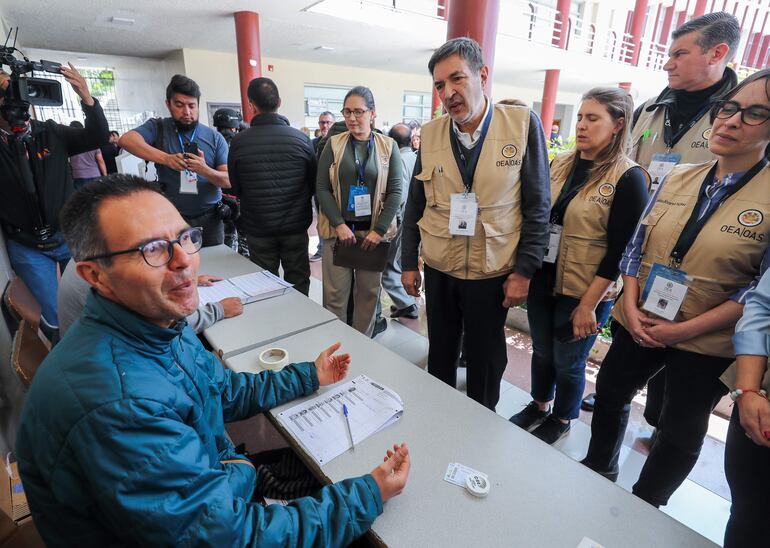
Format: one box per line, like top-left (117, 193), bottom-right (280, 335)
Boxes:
top-left (277, 375), bottom-right (404, 465)
top-left (198, 271), bottom-right (292, 305)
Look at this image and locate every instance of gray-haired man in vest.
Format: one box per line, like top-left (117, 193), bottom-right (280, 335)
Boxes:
top-left (581, 12), bottom-right (741, 422)
top-left (401, 38), bottom-right (550, 410)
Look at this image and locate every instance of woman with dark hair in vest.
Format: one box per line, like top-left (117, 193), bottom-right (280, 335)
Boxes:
top-left (509, 88), bottom-right (649, 444)
top-left (316, 86), bottom-right (402, 336)
top-left (582, 69), bottom-right (770, 510)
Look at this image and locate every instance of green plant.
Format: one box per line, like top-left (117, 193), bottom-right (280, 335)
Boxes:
top-left (548, 135), bottom-right (576, 161)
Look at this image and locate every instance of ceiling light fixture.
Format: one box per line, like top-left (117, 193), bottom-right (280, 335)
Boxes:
top-left (314, 45), bottom-right (334, 51)
top-left (110, 16), bottom-right (135, 26)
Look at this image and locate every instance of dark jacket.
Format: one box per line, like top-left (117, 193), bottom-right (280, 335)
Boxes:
top-left (228, 113), bottom-right (317, 237)
top-left (0, 100), bottom-right (109, 246)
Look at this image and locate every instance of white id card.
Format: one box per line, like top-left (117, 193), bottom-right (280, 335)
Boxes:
top-left (647, 153), bottom-right (681, 194)
top-left (180, 170), bottom-right (199, 195)
top-left (542, 224), bottom-right (563, 264)
top-left (444, 462), bottom-right (486, 487)
top-left (354, 193), bottom-right (372, 217)
top-left (641, 271), bottom-right (689, 321)
top-left (449, 193), bottom-right (477, 236)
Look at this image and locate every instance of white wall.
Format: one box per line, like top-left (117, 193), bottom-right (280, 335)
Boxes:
top-left (181, 48), bottom-right (584, 131)
top-left (23, 47), bottom-right (186, 129)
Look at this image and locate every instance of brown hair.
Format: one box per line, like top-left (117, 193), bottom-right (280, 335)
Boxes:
top-left (551, 87), bottom-right (634, 195)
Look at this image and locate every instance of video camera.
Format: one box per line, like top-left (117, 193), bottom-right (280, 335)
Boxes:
top-left (0, 28), bottom-right (63, 134)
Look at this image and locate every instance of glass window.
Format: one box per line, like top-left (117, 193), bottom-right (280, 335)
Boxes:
top-left (402, 91), bottom-right (432, 123)
top-left (304, 84), bottom-right (348, 130)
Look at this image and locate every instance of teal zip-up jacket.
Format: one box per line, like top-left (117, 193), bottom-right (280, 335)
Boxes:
top-left (16, 291), bottom-right (383, 546)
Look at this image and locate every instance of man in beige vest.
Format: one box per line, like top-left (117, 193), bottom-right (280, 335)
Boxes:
top-left (582, 11), bottom-right (741, 418)
top-left (401, 38), bottom-right (550, 410)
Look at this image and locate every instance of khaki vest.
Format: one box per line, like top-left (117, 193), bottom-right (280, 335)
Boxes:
top-left (316, 131), bottom-right (397, 240)
top-left (613, 161), bottom-right (770, 357)
top-left (416, 104), bottom-right (529, 280)
top-left (550, 153), bottom-right (645, 300)
top-left (630, 98), bottom-right (716, 169)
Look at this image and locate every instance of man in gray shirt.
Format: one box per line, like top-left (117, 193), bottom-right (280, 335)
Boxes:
top-left (58, 259), bottom-right (243, 336)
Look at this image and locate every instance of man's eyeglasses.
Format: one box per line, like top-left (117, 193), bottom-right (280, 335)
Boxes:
top-left (712, 100), bottom-right (770, 126)
top-left (340, 108), bottom-right (370, 119)
top-left (82, 227), bottom-right (203, 267)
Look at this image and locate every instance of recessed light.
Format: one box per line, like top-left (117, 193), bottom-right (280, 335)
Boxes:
top-left (314, 45), bottom-right (334, 51)
top-left (110, 16), bottom-right (135, 26)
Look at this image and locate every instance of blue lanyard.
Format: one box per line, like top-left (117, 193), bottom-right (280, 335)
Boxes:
top-left (351, 133), bottom-right (374, 184)
top-left (176, 125), bottom-right (198, 154)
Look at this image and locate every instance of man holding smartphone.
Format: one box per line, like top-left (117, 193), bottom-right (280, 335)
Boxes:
top-left (120, 75), bottom-right (230, 246)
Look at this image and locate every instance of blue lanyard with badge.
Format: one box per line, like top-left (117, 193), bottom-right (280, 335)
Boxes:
top-left (647, 152), bottom-right (681, 194)
top-left (347, 134), bottom-right (373, 217)
top-left (640, 159), bottom-right (768, 320)
top-left (178, 126), bottom-right (199, 195)
top-left (448, 104), bottom-right (493, 237)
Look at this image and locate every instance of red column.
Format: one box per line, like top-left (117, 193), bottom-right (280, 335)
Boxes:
top-left (659, 2), bottom-right (676, 46)
top-left (676, 1), bottom-right (690, 29)
top-left (445, 0), bottom-right (501, 96)
top-left (749, 11), bottom-right (769, 67)
top-left (629, 0), bottom-right (650, 66)
top-left (692, 0), bottom-right (708, 18)
top-left (234, 11), bottom-right (261, 124)
top-left (619, 82), bottom-right (632, 91)
top-left (539, 0), bottom-right (571, 133)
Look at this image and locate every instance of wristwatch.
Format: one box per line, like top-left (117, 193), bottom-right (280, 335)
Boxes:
top-left (729, 388), bottom-right (769, 401)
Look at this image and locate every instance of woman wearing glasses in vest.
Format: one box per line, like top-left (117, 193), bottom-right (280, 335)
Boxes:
top-left (509, 88), bottom-right (649, 444)
top-left (582, 69), bottom-right (770, 511)
top-left (316, 86), bottom-right (403, 336)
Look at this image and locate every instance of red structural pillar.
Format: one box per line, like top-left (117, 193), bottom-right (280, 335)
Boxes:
top-left (234, 11), bottom-right (261, 124)
top-left (676, 1), bottom-right (690, 29)
top-left (445, 0), bottom-right (501, 96)
top-left (692, 0), bottom-right (708, 18)
top-left (619, 82), bottom-right (633, 91)
top-left (629, 0), bottom-right (650, 66)
top-left (659, 2), bottom-right (676, 46)
top-left (539, 0), bottom-right (571, 133)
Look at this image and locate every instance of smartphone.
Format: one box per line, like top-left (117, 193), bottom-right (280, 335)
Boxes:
top-left (183, 141), bottom-right (199, 156)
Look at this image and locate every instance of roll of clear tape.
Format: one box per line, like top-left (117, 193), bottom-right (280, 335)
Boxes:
top-left (258, 348), bottom-right (289, 371)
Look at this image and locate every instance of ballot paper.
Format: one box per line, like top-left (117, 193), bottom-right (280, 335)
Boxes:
top-left (276, 375), bottom-right (404, 465)
top-left (444, 462), bottom-right (487, 487)
top-left (197, 271), bottom-right (292, 305)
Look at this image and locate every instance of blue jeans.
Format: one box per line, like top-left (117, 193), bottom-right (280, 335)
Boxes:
top-left (527, 274), bottom-right (612, 420)
top-left (6, 236), bottom-right (71, 329)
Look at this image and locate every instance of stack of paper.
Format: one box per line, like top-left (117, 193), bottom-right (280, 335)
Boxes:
top-left (198, 271), bottom-right (292, 305)
top-left (276, 375), bottom-right (404, 465)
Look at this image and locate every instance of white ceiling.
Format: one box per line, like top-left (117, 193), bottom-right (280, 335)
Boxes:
top-left (0, 0), bottom-right (667, 96)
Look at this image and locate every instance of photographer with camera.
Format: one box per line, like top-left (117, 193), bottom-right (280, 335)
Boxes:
top-left (0, 61), bottom-right (109, 338)
top-left (119, 75), bottom-right (230, 247)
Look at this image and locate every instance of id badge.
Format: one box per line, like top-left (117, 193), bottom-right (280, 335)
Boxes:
top-left (647, 153), bottom-right (681, 193)
top-left (449, 193), bottom-right (477, 236)
top-left (542, 224), bottom-right (563, 264)
top-left (347, 185), bottom-right (368, 212)
top-left (180, 170), bottom-right (198, 195)
top-left (354, 193), bottom-right (372, 217)
top-left (641, 263), bottom-right (689, 321)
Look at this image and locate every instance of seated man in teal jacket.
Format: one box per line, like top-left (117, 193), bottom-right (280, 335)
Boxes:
top-left (15, 174), bottom-right (410, 547)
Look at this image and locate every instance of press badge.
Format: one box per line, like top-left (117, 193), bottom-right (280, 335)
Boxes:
top-left (449, 193), bottom-right (477, 236)
top-left (347, 185), bottom-right (369, 214)
top-left (647, 153), bottom-right (681, 193)
top-left (542, 224), bottom-right (563, 264)
top-left (641, 263), bottom-right (690, 321)
top-left (353, 193), bottom-right (372, 216)
top-left (179, 170), bottom-right (198, 195)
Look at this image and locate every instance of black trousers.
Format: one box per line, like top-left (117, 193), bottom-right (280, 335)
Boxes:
top-left (424, 265), bottom-right (509, 410)
top-left (184, 208), bottom-right (224, 247)
top-left (724, 405), bottom-right (770, 547)
top-left (583, 325), bottom-right (731, 507)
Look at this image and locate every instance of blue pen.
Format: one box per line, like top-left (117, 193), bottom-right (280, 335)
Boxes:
top-left (342, 404), bottom-right (355, 450)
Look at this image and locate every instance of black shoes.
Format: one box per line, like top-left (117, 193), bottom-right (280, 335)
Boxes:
top-left (509, 401), bottom-right (550, 431)
top-left (581, 392), bottom-right (596, 411)
top-left (531, 415), bottom-right (571, 445)
top-left (390, 304), bottom-right (418, 319)
top-left (580, 458), bottom-right (620, 482)
top-left (372, 317), bottom-right (388, 338)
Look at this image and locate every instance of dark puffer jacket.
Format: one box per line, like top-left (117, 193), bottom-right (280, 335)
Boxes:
top-left (228, 113), bottom-right (317, 237)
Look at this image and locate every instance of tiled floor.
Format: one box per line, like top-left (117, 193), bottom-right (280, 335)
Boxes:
top-left (303, 233), bottom-right (730, 546)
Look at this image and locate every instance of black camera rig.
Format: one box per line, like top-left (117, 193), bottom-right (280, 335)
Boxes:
top-left (0, 27), bottom-right (63, 134)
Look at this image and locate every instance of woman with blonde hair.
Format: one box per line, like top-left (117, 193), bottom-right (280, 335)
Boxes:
top-left (510, 87), bottom-right (649, 444)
